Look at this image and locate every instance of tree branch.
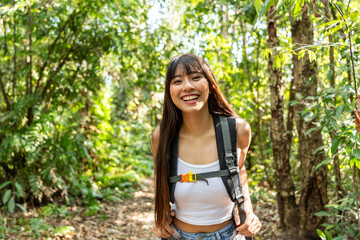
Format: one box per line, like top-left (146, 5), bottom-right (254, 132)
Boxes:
top-left (0, 74), bottom-right (11, 110)
top-left (40, 46), bottom-right (73, 102)
top-left (12, 0), bottom-right (17, 97)
top-left (27, 4), bottom-right (33, 95)
top-left (34, 9), bottom-right (78, 93)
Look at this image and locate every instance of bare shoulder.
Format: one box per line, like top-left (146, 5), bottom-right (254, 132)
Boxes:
top-left (235, 118), bottom-right (251, 150)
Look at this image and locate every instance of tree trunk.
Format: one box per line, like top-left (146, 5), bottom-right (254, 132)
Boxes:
top-left (322, 0), bottom-right (346, 200)
top-left (291, 5), bottom-right (328, 238)
top-left (267, 5), bottom-right (299, 235)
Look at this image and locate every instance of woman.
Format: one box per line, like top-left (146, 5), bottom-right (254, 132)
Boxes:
top-left (151, 54), bottom-right (262, 240)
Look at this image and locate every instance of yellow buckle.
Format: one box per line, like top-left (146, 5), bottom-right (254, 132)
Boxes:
top-left (180, 171), bottom-right (196, 183)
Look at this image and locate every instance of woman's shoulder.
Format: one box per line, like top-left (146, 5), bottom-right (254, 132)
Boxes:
top-left (234, 117), bottom-right (250, 133)
top-left (152, 125), bottom-right (161, 142)
top-left (234, 117), bottom-right (251, 149)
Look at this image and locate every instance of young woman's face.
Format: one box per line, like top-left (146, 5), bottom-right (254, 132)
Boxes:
top-left (169, 64), bottom-right (210, 114)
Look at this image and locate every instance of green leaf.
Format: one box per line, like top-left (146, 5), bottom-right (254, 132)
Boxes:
top-left (350, 11), bottom-right (359, 21)
top-left (308, 50), bottom-right (316, 62)
top-left (305, 127), bottom-right (316, 136)
top-left (292, 0), bottom-right (303, 19)
top-left (330, 119), bottom-right (339, 130)
top-left (333, 236), bottom-right (346, 240)
top-left (315, 159), bottom-right (329, 170)
top-left (16, 203), bottom-right (28, 212)
top-left (318, 19), bottom-right (339, 28)
top-left (296, 93), bottom-right (302, 100)
top-left (325, 230), bottom-right (333, 240)
top-left (298, 49), bottom-right (306, 59)
top-left (8, 197), bottom-right (15, 213)
top-left (317, 229), bottom-right (326, 240)
top-left (15, 182), bottom-right (24, 198)
top-left (331, 138), bottom-right (340, 156)
top-left (353, 149), bottom-right (360, 159)
top-left (3, 189), bottom-right (11, 204)
top-left (53, 225), bottom-right (75, 235)
top-left (254, 0), bottom-right (262, 14)
top-left (273, 54), bottom-right (282, 69)
top-left (356, 160), bottom-right (360, 169)
top-left (0, 181), bottom-right (12, 190)
top-left (336, 104), bottom-right (344, 117)
top-left (313, 145), bottom-right (326, 155)
top-left (258, 0), bottom-right (273, 20)
top-left (263, 48), bottom-right (272, 59)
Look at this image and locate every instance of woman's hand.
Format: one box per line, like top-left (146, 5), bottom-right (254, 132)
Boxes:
top-left (152, 210), bottom-right (176, 238)
top-left (234, 210), bottom-right (262, 237)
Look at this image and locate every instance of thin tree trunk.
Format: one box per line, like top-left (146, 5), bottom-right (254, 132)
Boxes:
top-left (322, 0), bottom-right (346, 199)
top-left (291, 4), bottom-right (328, 238)
top-left (12, 0), bottom-right (17, 97)
top-left (255, 32), bottom-right (273, 189)
top-left (267, 5), bottom-right (298, 235)
top-left (27, 4), bottom-right (33, 95)
top-left (0, 75), bottom-right (11, 110)
top-left (329, 4), bottom-right (354, 101)
top-left (286, 79), bottom-right (295, 144)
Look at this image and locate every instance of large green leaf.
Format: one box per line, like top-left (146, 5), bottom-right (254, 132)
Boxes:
top-left (8, 197), bottom-right (15, 213)
top-left (254, 0), bottom-right (262, 13)
top-left (2, 189), bottom-right (11, 204)
top-left (0, 181), bottom-right (12, 190)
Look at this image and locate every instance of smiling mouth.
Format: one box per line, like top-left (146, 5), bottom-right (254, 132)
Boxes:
top-left (182, 95), bottom-right (200, 101)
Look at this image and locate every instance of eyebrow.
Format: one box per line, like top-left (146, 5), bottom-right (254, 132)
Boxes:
top-left (172, 71), bottom-right (203, 79)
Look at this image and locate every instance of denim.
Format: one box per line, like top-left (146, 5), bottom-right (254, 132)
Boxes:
top-left (169, 220), bottom-right (245, 240)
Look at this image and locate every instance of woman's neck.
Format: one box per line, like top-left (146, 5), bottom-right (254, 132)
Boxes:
top-left (180, 110), bottom-right (213, 138)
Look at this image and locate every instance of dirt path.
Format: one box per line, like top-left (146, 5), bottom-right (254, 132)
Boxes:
top-left (5, 178), bottom-right (281, 240)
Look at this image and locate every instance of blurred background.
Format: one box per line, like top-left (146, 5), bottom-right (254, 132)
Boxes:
top-left (0, 0), bottom-right (359, 239)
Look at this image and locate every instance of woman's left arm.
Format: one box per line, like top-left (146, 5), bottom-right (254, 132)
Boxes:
top-left (235, 119), bottom-right (262, 237)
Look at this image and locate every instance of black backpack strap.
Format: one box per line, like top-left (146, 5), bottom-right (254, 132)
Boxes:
top-left (220, 115), bottom-right (253, 240)
top-left (213, 114), bottom-right (237, 201)
top-left (219, 115), bottom-right (244, 205)
top-left (168, 129), bottom-right (179, 203)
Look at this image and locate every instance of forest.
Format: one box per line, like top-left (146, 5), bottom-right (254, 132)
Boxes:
top-left (0, 0), bottom-right (359, 239)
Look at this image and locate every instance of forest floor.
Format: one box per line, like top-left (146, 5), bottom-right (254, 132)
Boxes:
top-left (4, 178), bottom-right (282, 240)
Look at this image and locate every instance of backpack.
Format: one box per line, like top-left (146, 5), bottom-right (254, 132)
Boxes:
top-left (167, 114), bottom-right (252, 240)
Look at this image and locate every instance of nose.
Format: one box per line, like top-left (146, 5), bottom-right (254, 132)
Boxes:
top-left (183, 78), bottom-right (194, 91)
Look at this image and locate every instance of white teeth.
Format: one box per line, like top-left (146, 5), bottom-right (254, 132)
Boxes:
top-left (182, 95), bottom-right (199, 101)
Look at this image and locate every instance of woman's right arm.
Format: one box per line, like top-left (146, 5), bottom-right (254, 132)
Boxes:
top-left (151, 126), bottom-right (175, 238)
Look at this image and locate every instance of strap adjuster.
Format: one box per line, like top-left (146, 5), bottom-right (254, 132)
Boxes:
top-left (236, 195), bottom-right (245, 205)
top-left (180, 171), bottom-right (196, 183)
top-left (228, 166), bottom-right (238, 175)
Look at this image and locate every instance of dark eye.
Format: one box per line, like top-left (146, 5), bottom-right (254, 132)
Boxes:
top-left (193, 76), bottom-right (202, 80)
top-left (172, 79), bottom-right (182, 84)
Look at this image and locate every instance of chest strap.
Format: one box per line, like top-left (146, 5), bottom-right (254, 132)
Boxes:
top-left (168, 169), bottom-right (231, 185)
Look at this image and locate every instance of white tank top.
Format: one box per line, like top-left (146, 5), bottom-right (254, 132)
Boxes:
top-left (172, 158), bottom-right (234, 225)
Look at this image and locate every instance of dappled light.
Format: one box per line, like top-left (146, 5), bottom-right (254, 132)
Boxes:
top-left (0, 0), bottom-right (359, 239)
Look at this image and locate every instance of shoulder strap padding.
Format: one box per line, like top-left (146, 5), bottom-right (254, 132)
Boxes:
top-left (213, 114), bottom-right (238, 202)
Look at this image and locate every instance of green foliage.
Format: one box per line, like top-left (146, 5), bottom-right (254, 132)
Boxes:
top-left (0, 0), bottom-right (156, 214)
top-left (316, 192), bottom-right (360, 239)
top-left (0, 0), bottom-right (359, 238)
top-left (53, 225), bottom-right (75, 235)
top-left (29, 218), bottom-right (53, 237)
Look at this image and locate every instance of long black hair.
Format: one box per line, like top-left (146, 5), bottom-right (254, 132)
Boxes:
top-left (154, 53), bottom-right (236, 227)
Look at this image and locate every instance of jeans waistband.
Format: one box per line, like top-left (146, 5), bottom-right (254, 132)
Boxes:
top-left (172, 220), bottom-right (237, 240)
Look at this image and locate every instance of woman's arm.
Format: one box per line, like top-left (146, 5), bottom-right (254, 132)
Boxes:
top-left (235, 119), bottom-right (262, 237)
